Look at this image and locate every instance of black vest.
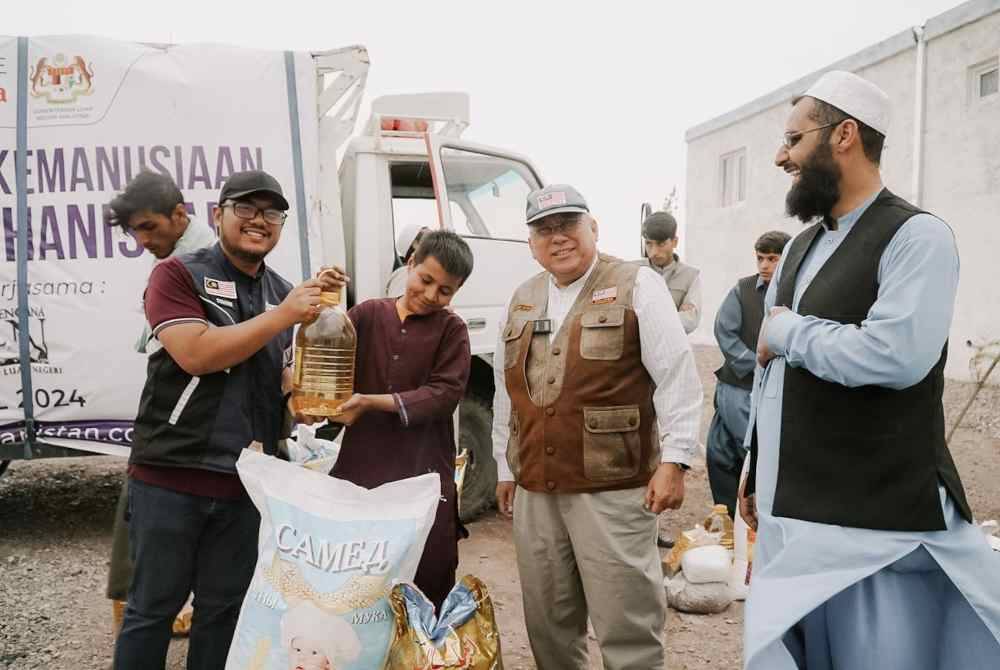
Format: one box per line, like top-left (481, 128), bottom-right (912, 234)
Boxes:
top-left (714, 274), bottom-right (765, 390)
top-left (130, 244), bottom-right (293, 474)
top-left (748, 190), bottom-right (971, 531)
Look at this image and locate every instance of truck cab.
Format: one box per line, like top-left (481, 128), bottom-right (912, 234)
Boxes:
top-left (1, 41), bottom-right (544, 520)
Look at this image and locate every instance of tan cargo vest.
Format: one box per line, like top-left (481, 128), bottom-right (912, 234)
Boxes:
top-left (502, 254), bottom-right (659, 494)
top-left (636, 256), bottom-right (700, 309)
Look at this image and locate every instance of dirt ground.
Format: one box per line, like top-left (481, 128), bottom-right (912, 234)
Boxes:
top-left (1, 345), bottom-right (997, 669)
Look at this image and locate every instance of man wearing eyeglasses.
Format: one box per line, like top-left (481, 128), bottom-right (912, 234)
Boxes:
top-left (492, 184), bottom-right (702, 669)
top-left (114, 170), bottom-right (339, 670)
top-left (739, 70), bottom-right (1000, 668)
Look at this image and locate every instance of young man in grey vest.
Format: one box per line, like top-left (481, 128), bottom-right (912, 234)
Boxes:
top-left (104, 170), bottom-right (218, 636)
top-left (492, 185), bottom-right (702, 669)
top-left (636, 211), bottom-right (701, 334)
top-left (706, 230), bottom-right (789, 518)
top-left (740, 70), bottom-right (1000, 668)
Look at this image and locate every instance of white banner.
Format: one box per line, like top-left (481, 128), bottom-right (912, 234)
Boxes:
top-left (0, 35), bottom-right (322, 448)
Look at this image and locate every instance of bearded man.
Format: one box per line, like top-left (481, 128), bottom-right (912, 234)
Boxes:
top-left (738, 70), bottom-right (1000, 669)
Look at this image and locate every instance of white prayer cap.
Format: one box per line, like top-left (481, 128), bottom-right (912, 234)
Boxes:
top-left (802, 70), bottom-right (890, 136)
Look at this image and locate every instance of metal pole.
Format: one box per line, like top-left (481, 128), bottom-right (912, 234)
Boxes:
top-left (15, 37), bottom-right (35, 458)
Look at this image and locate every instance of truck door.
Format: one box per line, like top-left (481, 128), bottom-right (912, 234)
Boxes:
top-left (423, 136), bottom-right (544, 356)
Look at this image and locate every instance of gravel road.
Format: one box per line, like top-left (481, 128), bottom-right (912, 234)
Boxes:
top-left (1, 346), bottom-right (997, 669)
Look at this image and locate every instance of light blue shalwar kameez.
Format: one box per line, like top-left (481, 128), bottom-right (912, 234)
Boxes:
top-left (744, 190), bottom-right (1000, 669)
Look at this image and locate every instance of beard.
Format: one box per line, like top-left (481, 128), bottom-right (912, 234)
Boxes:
top-left (785, 141), bottom-right (841, 224)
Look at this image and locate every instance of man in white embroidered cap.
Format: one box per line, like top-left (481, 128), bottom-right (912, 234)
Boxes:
top-left (492, 183), bottom-right (703, 669)
top-left (739, 70), bottom-right (1000, 668)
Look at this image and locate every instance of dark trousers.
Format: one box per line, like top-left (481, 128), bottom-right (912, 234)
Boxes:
top-left (113, 478), bottom-right (259, 670)
top-left (413, 479), bottom-right (460, 612)
top-left (706, 382), bottom-right (751, 518)
top-left (106, 477), bottom-right (132, 601)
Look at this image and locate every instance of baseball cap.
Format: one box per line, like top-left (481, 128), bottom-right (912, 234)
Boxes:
top-left (525, 184), bottom-right (589, 225)
top-left (219, 170), bottom-right (290, 211)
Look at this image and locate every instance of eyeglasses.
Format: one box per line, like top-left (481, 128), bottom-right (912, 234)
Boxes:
top-left (781, 119), bottom-right (847, 149)
top-left (222, 201), bottom-right (288, 226)
top-left (529, 218), bottom-right (583, 239)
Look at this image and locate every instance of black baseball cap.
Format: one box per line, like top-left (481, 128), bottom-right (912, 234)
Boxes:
top-left (219, 170), bottom-right (289, 211)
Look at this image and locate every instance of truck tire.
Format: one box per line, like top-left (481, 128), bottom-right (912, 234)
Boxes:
top-left (0, 460), bottom-right (9, 479)
top-left (458, 396), bottom-right (497, 523)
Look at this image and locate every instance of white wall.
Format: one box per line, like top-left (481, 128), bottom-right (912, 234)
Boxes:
top-left (921, 11), bottom-right (1000, 380)
top-left (685, 12), bottom-right (999, 382)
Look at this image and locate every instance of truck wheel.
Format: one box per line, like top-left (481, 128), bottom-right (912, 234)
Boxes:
top-left (458, 396), bottom-right (497, 523)
top-left (0, 460), bottom-right (9, 479)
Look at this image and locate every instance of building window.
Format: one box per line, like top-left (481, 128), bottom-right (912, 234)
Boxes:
top-left (970, 58), bottom-right (999, 102)
top-left (981, 67), bottom-right (999, 98)
top-left (720, 148), bottom-right (746, 207)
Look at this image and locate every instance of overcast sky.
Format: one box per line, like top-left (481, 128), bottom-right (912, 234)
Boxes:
top-left (6, 0), bottom-right (963, 257)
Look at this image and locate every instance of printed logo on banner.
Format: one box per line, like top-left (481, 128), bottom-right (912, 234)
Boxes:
top-left (0, 306), bottom-right (51, 367)
top-left (29, 53), bottom-right (95, 104)
top-left (205, 278), bottom-right (238, 299)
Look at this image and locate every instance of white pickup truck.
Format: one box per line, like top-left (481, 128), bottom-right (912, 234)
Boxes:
top-left (0, 35), bottom-right (545, 519)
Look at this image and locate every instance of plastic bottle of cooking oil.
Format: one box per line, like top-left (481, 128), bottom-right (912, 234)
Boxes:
top-left (291, 288), bottom-right (356, 417)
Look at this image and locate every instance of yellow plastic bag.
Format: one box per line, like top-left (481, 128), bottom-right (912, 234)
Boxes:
top-left (386, 575), bottom-right (503, 670)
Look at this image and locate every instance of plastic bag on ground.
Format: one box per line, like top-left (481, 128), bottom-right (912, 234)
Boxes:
top-left (225, 450), bottom-right (440, 670)
top-left (665, 572), bottom-right (733, 614)
top-left (286, 422), bottom-right (341, 474)
top-left (664, 526), bottom-right (722, 575)
top-left (385, 575), bottom-right (502, 669)
top-left (681, 545), bottom-right (732, 585)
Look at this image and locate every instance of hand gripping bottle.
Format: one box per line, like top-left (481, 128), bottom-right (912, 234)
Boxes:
top-left (291, 287), bottom-right (356, 416)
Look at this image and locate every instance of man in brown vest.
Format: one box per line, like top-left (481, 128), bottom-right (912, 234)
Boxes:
top-left (492, 184), bottom-right (703, 669)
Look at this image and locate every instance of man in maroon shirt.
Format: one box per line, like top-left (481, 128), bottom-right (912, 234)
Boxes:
top-left (114, 171), bottom-right (338, 670)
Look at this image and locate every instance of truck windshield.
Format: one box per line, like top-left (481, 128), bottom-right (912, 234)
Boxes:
top-left (438, 148), bottom-right (540, 242)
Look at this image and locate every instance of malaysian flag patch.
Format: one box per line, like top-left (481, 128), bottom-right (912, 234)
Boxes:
top-left (537, 191), bottom-right (567, 209)
top-left (204, 277), bottom-right (237, 300)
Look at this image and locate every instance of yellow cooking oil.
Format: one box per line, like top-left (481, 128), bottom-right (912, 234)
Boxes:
top-left (291, 289), bottom-right (356, 416)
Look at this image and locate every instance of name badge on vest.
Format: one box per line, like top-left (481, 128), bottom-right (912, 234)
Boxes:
top-left (592, 287), bottom-right (617, 304)
top-left (532, 319), bottom-right (554, 335)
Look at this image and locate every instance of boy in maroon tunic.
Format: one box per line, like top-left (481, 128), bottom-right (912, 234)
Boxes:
top-left (329, 230), bottom-right (473, 610)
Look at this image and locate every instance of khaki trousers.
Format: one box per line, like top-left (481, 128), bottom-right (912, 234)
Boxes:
top-left (513, 486), bottom-right (666, 670)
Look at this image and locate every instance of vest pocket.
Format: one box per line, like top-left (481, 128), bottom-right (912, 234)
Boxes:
top-left (502, 320), bottom-right (528, 369)
top-left (582, 406), bottom-right (641, 482)
top-left (506, 411), bottom-right (521, 478)
top-left (579, 307), bottom-right (625, 361)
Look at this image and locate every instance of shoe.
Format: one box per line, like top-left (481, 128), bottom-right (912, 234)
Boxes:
top-left (112, 600), bottom-right (126, 637)
top-left (172, 607), bottom-right (193, 637)
top-left (656, 535), bottom-right (675, 549)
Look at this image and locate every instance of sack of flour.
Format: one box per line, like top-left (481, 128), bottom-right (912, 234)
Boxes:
top-left (665, 572), bottom-right (733, 614)
top-left (225, 450), bottom-right (441, 670)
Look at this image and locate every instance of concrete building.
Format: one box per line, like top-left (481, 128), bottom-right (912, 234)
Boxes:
top-left (685, 0), bottom-right (1000, 382)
